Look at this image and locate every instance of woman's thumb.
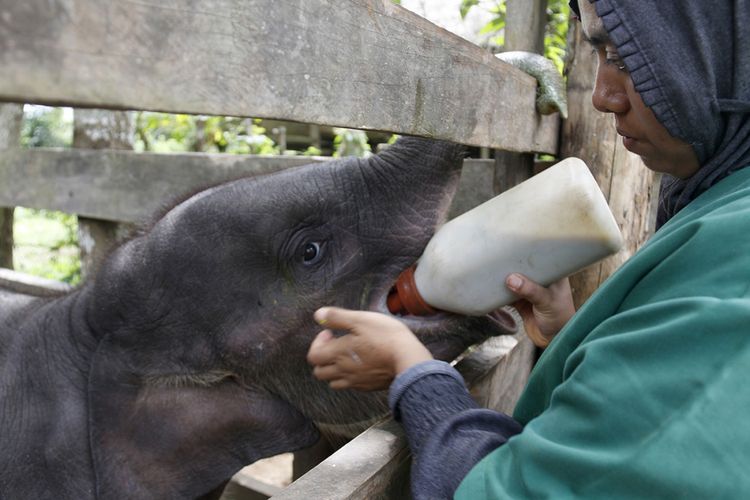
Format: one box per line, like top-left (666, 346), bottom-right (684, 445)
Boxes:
top-left (506, 273), bottom-right (548, 305)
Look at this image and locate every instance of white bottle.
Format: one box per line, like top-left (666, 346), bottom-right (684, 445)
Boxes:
top-left (387, 157), bottom-right (624, 316)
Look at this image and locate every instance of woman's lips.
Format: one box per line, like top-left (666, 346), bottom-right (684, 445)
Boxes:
top-left (617, 129), bottom-right (638, 151)
top-left (622, 135), bottom-right (637, 151)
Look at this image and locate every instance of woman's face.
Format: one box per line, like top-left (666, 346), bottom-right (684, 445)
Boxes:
top-left (578, 1), bottom-right (700, 179)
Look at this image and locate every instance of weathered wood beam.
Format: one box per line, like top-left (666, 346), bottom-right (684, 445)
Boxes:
top-left (0, 0), bottom-right (558, 153)
top-left (0, 148), bottom-right (495, 224)
top-left (0, 103), bottom-right (22, 269)
top-left (467, 331), bottom-right (537, 415)
top-left (0, 149), bottom-right (322, 223)
top-left (224, 471), bottom-right (283, 500)
top-left (489, 0), bottom-right (547, 393)
top-left (505, 0), bottom-right (547, 55)
top-left (270, 419), bottom-right (411, 500)
top-left (0, 268), bottom-right (72, 296)
top-left (73, 109), bottom-right (137, 278)
top-left (494, 0), bottom-right (549, 195)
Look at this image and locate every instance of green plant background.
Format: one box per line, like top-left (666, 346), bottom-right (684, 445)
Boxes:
top-left (460, 0), bottom-right (569, 73)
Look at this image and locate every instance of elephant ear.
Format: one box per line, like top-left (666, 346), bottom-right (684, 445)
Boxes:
top-left (88, 351), bottom-right (319, 499)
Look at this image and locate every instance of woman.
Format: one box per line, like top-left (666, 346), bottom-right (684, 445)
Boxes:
top-left (308, 0), bottom-right (750, 497)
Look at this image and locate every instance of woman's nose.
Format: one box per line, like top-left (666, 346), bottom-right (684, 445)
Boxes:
top-left (591, 65), bottom-right (630, 114)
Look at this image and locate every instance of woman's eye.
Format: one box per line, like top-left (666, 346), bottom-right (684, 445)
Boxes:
top-left (605, 49), bottom-right (627, 71)
top-left (302, 242), bottom-right (322, 264)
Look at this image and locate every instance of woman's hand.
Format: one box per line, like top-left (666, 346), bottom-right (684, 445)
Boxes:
top-left (306, 307), bottom-right (433, 391)
top-left (505, 273), bottom-right (576, 348)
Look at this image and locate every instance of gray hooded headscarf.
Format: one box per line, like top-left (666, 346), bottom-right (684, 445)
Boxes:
top-left (570, 0), bottom-right (750, 228)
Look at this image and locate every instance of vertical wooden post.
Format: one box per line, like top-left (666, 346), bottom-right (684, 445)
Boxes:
top-left (561, 21), bottom-right (658, 308)
top-left (73, 109), bottom-right (136, 278)
top-left (505, 0), bottom-right (547, 54)
top-left (494, 0), bottom-right (546, 193)
top-left (272, 125), bottom-right (287, 153)
top-left (487, 0), bottom-right (549, 413)
top-left (309, 124), bottom-right (321, 151)
top-left (0, 103), bottom-right (23, 269)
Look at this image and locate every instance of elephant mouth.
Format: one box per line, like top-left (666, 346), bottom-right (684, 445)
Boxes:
top-left (362, 139), bottom-right (516, 359)
top-left (370, 279), bottom-right (517, 361)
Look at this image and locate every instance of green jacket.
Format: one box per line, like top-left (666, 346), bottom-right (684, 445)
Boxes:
top-left (456, 167), bottom-right (750, 499)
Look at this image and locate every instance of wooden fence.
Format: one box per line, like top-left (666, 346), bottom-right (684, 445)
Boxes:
top-left (0, 0), bottom-right (657, 497)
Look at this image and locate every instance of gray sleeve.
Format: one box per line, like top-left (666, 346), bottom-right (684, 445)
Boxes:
top-left (389, 360), bottom-right (523, 499)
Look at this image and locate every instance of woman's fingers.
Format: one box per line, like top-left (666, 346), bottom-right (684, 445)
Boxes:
top-left (309, 307), bottom-right (433, 391)
top-left (314, 306), bottom-right (404, 332)
top-left (506, 273), bottom-right (574, 316)
top-left (312, 363), bottom-right (353, 390)
top-left (506, 273), bottom-right (575, 348)
top-left (329, 379), bottom-right (352, 390)
top-left (306, 329), bottom-right (336, 365)
top-left (312, 362), bottom-right (342, 381)
top-left (506, 273), bottom-right (551, 304)
top-left (314, 306), bottom-right (364, 330)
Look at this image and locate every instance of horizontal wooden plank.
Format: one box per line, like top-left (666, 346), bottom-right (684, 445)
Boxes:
top-left (450, 306), bottom-right (535, 415)
top-left (225, 471), bottom-right (283, 500)
top-left (0, 268), bottom-right (72, 296)
top-left (0, 148), bottom-right (496, 223)
top-left (271, 419), bottom-right (411, 500)
top-left (0, 0), bottom-right (558, 153)
top-left (466, 332), bottom-right (535, 414)
top-left (0, 148), bottom-right (321, 222)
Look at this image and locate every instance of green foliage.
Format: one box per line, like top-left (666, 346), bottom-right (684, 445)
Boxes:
top-left (13, 208), bottom-right (81, 285)
top-left (134, 112), bottom-right (195, 152)
top-left (460, 0), bottom-right (570, 74)
top-left (303, 145), bottom-right (323, 156)
top-left (20, 106), bottom-right (73, 148)
top-left (332, 128), bottom-right (372, 158)
top-left (460, 0), bottom-right (481, 19)
top-left (135, 113), bottom-right (279, 155)
top-left (544, 0), bottom-right (570, 73)
top-left (479, 2), bottom-right (507, 47)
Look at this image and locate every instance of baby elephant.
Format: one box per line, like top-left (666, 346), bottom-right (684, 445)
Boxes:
top-left (0, 137), bottom-right (515, 499)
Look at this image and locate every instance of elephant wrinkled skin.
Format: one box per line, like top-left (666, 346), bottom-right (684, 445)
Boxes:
top-left (0, 137), bottom-right (515, 499)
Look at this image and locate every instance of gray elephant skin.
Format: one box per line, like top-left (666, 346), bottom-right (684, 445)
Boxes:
top-left (0, 137), bottom-right (515, 499)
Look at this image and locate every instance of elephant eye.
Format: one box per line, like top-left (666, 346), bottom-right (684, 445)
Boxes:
top-left (302, 242), bottom-right (322, 265)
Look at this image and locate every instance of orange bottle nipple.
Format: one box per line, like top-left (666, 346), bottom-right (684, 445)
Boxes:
top-left (386, 265), bottom-right (438, 316)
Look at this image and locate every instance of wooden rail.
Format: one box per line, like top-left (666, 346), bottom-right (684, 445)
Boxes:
top-left (0, 148), bottom-right (496, 223)
top-left (0, 0), bottom-right (557, 153)
top-left (0, 268), bottom-right (73, 296)
top-left (273, 419), bottom-right (411, 500)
